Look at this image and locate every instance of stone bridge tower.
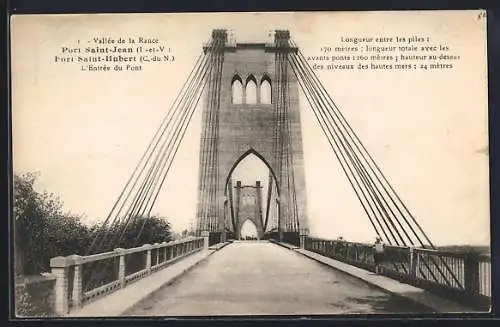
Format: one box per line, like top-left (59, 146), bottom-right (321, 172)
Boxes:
top-left (233, 181), bottom-right (265, 240)
top-left (196, 29), bottom-right (309, 246)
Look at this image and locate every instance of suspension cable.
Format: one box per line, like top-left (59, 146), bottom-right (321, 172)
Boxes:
top-left (290, 52), bottom-right (404, 246)
top-left (290, 43), bottom-right (459, 286)
top-left (288, 54), bottom-right (386, 242)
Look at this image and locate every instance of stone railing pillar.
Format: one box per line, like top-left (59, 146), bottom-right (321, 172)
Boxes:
top-left (144, 244), bottom-right (152, 275)
top-left (154, 243), bottom-right (160, 267)
top-left (69, 255), bottom-right (83, 310)
top-left (158, 241), bottom-right (167, 264)
top-left (50, 256), bottom-right (69, 316)
top-left (114, 248), bottom-right (126, 288)
top-left (161, 242), bottom-right (168, 264)
top-left (202, 231), bottom-right (209, 251)
top-left (299, 228), bottom-right (309, 249)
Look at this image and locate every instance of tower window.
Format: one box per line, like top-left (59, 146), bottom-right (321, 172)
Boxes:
top-left (232, 75), bottom-right (243, 104)
top-left (245, 76), bottom-right (257, 104)
top-left (260, 76), bottom-right (272, 104)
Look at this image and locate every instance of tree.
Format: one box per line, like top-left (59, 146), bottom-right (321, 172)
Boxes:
top-left (14, 172), bottom-right (91, 275)
top-left (84, 214), bottom-right (173, 254)
top-left (14, 172), bottom-right (174, 274)
top-left (116, 215), bottom-right (172, 249)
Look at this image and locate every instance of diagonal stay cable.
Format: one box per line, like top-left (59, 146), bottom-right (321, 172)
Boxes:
top-left (291, 45), bottom-right (457, 286)
top-left (96, 55), bottom-right (213, 287)
top-left (205, 39), bottom-right (224, 231)
top-left (102, 51), bottom-right (213, 252)
top-left (289, 53), bottom-right (389, 241)
top-left (133, 52), bottom-right (215, 245)
top-left (291, 54), bottom-right (408, 273)
top-left (282, 49), bottom-right (302, 233)
top-left (90, 51), bottom-right (210, 254)
top-left (212, 42), bottom-right (225, 234)
top-left (120, 50), bottom-right (213, 230)
top-left (292, 51), bottom-right (434, 271)
top-left (125, 54), bottom-right (213, 245)
top-left (288, 54), bottom-right (385, 242)
top-left (281, 53), bottom-right (300, 232)
top-left (291, 44), bottom-right (458, 286)
top-left (86, 50), bottom-right (208, 255)
top-left (273, 50), bottom-right (285, 234)
top-left (83, 50), bottom-right (212, 287)
top-left (199, 38), bottom-right (223, 233)
top-left (83, 50), bottom-right (211, 287)
top-left (292, 42), bottom-right (421, 247)
top-left (83, 51), bottom-right (213, 289)
top-left (291, 53), bottom-right (407, 249)
top-left (292, 41), bottom-right (435, 249)
top-left (290, 56), bottom-right (404, 273)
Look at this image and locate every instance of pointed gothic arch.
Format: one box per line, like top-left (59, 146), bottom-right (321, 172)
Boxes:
top-left (223, 148), bottom-right (280, 198)
top-left (231, 75), bottom-right (243, 104)
top-left (239, 218), bottom-right (259, 239)
top-left (260, 75), bottom-right (272, 104)
top-left (245, 75), bottom-right (258, 104)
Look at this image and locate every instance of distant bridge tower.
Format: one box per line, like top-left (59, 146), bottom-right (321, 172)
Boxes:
top-left (233, 181), bottom-right (265, 240)
top-left (196, 29), bottom-right (309, 246)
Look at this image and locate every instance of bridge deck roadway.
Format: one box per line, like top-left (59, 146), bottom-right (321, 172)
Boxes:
top-left (124, 241), bottom-right (434, 316)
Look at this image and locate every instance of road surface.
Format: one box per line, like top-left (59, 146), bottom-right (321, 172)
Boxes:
top-left (124, 241), bottom-right (433, 316)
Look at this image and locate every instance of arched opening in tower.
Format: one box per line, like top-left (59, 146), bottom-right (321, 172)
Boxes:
top-left (240, 219), bottom-right (258, 240)
top-left (260, 76), bottom-right (272, 104)
top-left (245, 76), bottom-right (257, 104)
top-left (224, 150), bottom-right (280, 239)
top-left (231, 75), bottom-right (243, 104)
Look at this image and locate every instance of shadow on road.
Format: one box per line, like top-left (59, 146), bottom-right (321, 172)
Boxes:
top-left (346, 295), bottom-right (436, 314)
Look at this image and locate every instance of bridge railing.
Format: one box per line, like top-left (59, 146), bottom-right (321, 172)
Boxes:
top-left (49, 236), bottom-right (207, 315)
top-left (304, 237), bottom-right (491, 309)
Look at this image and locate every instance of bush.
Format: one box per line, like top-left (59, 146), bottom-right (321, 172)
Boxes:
top-left (15, 279), bottom-right (55, 317)
top-left (15, 285), bottom-right (39, 317)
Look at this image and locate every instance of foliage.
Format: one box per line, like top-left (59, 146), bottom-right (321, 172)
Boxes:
top-left (15, 285), bottom-right (40, 317)
top-left (14, 172), bottom-right (173, 275)
top-left (14, 172), bottom-right (91, 275)
top-left (171, 228), bottom-right (190, 240)
top-left (89, 215), bottom-right (173, 253)
top-left (15, 282), bottom-right (54, 317)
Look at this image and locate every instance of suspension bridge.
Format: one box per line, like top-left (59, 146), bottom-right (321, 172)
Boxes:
top-left (46, 29), bottom-right (490, 317)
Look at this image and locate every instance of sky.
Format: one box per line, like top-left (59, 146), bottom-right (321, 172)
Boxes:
top-left (11, 11), bottom-right (489, 246)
